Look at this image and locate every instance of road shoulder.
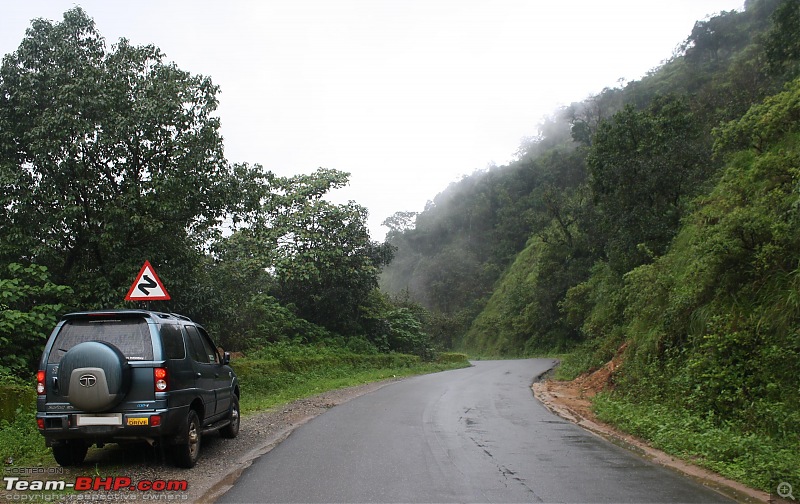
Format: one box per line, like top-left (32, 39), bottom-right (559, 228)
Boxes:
top-left (532, 375), bottom-right (770, 504)
top-left (201, 379), bottom-right (398, 502)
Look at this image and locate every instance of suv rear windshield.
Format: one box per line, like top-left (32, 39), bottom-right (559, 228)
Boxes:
top-left (47, 319), bottom-right (154, 363)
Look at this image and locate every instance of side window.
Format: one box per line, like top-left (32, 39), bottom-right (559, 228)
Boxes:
top-left (185, 325), bottom-right (219, 364)
top-left (184, 325), bottom-right (208, 363)
top-left (198, 327), bottom-right (220, 364)
top-left (159, 324), bottom-right (185, 360)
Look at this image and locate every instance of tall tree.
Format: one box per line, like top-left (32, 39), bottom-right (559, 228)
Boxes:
top-left (223, 167), bottom-right (393, 337)
top-left (0, 8), bottom-right (234, 306)
top-left (764, 0), bottom-right (800, 77)
top-left (587, 96), bottom-right (714, 272)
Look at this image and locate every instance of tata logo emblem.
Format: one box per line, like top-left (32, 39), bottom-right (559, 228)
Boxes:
top-left (78, 374), bottom-right (97, 388)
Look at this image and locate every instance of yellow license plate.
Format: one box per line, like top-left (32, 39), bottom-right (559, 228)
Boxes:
top-left (127, 417), bottom-right (149, 426)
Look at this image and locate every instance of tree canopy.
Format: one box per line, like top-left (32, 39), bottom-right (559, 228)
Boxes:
top-left (0, 8), bottom-right (424, 373)
top-left (0, 7), bottom-right (232, 307)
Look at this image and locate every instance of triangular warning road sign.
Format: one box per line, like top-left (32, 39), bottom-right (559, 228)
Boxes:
top-left (125, 261), bottom-right (171, 301)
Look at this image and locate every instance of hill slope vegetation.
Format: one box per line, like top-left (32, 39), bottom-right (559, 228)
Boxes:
top-left (382, 0), bottom-right (800, 490)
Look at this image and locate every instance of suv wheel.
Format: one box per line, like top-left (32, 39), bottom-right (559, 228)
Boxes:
top-left (52, 440), bottom-right (88, 467)
top-left (220, 396), bottom-right (240, 439)
top-left (173, 409), bottom-right (201, 468)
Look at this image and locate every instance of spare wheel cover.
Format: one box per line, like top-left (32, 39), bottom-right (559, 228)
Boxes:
top-left (58, 341), bottom-right (131, 412)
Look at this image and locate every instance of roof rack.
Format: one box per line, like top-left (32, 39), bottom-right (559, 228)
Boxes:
top-left (62, 310), bottom-right (194, 323)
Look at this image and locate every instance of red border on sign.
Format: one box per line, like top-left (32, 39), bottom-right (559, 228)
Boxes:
top-left (125, 260), bottom-right (171, 301)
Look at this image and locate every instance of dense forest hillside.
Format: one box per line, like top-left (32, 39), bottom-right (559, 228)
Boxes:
top-left (382, 0), bottom-right (792, 352)
top-left (382, 0), bottom-right (800, 489)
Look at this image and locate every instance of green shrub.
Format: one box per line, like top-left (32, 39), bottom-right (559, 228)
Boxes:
top-left (0, 406), bottom-right (51, 466)
top-left (230, 346), bottom-right (425, 413)
top-left (436, 352), bottom-right (469, 364)
top-left (0, 263), bottom-right (72, 375)
top-left (0, 384), bottom-right (35, 423)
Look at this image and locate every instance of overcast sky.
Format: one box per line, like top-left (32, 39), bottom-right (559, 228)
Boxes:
top-left (3, 1), bottom-right (743, 240)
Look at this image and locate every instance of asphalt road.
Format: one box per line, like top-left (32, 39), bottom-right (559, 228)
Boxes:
top-left (218, 359), bottom-right (733, 503)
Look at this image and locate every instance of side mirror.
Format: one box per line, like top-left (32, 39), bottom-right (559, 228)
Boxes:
top-left (222, 351), bottom-right (231, 365)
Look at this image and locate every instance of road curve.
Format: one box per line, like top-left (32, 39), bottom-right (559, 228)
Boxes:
top-left (218, 359), bottom-right (733, 503)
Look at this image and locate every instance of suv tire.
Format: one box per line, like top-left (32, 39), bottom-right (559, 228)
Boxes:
top-left (51, 440), bottom-right (88, 466)
top-left (173, 409), bottom-right (201, 468)
top-left (220, 396), bottom-right (240, 439)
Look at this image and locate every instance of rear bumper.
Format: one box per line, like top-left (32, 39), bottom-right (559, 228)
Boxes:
top-left (37, 405), bottom-right (188, 446)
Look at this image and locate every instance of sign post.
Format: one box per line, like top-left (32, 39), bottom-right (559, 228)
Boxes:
top-left (124, 261), bottom-right (170, 302)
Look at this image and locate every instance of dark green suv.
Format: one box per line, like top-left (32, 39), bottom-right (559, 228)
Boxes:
top-left (36, 310), bottom-right (240, 468)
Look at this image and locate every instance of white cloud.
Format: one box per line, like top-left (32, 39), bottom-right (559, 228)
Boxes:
top-left (1, 0), bottom-right (743, 239)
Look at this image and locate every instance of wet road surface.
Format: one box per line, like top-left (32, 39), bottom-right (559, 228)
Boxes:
top-left (219, 359), bottom-right (733, 503)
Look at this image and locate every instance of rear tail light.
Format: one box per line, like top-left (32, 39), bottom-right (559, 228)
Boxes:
top-left (36, 418), bottom-right (44, 429)
top-left (154, 368), bottom-right (168, 392)
top-left (150, 415), bottom-right (161, 427)
top-left (36, 370), bottom-right (45, 395)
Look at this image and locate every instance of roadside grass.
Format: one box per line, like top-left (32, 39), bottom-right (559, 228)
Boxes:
top-left (233, 351), bottom-right (470, 413)
top-left (0, 351), bottom-right (470, 467)
top-left (236, 361), bottom-right (469, 413)
top-left (548, 336), bottom-right (621, 382)
top-left (544, 347), bottom-right (800, 494)
top-left (592, 393), bottom-right (800, 493)
top-left (0, 406), bottom-right (53, 467)
top-left (552, 349), bottom-right (602, 381)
